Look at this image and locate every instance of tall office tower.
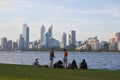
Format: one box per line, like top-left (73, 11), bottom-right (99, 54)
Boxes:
top-left (12, 42), bottom-right (18, 51)
top-left (115, 32), bottom-right (120, 42)
top-left (7, 40), bottom-right (12, 51)
top-left (44, 32), bottom-right (50, 48)
top-left (19, 34), bottom-right (24, 50)
top-left (1, 37), bottom-right (7, 50)
top-left (23, 24), bottom-right (29, 49)
top-left (48, 25), bottom-right (53, 38)
top-left (41, 25), bottom-right (45, 43)
top-left (60, 32), bottom-right (67, 48)
top-left (69, 30), bottom-right (76, 45)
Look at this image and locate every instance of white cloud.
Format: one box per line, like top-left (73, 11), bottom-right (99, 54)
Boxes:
top-left (0, 18), bottom-right (28, 27)
top-left (11, 18), bottom-right (28, 24)
top-left (0, 0), bottom-right (14, 12)
top-left (106, 7), bottom-right (120, 17)
top-left (0, 0), bottom-right (36, 12)
top-left (57, 7), bottom-right (120, 17)
top-left (0, 17), bottom-right (30, 41)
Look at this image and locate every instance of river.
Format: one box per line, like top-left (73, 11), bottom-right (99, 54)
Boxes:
top-left (0, 51), bottom-right (120, 70)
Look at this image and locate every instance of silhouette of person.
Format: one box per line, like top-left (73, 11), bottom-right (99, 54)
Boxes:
top-left (80, 59), bottom-right (87, 69)
top-left (49, 48), bottom-right (55, 68)
top-left (33, 58), bottom-right (40, 66)
top-left (63, 49), bottom-right (68, 68)
top-left (71, 60), bottom-right (78, 69)
top-left (54, 60), bottom-right (63, 68)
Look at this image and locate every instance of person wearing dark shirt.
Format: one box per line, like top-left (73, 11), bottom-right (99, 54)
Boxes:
top-left (80, 59), bottom-right (87, 69)
top-left (71, 60), bottom-right (78, 69)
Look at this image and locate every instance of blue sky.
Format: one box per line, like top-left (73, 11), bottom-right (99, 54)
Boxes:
top-left (0, 0), bottom-right (120, 42)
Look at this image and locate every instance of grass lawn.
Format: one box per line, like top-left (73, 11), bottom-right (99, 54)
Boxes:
top-left (0, 64), bottom-right (120, 80)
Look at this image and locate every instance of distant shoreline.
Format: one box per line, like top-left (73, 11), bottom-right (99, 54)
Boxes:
top-left (0, 50), bottom-right (120, 53)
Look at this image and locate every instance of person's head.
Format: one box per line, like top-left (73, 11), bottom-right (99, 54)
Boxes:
top-left (82, 59), bottom-right (85, 62)
top-left (63, 49), bottom-right (66, 51)
top-left (73, 60), bottom-right (75, 62)
top-left (35, 58), bottom-right (38, 61)
top-left (50, 48), bottom-right (54, 51)
top-left (72, 60), bottom-right (76, 63)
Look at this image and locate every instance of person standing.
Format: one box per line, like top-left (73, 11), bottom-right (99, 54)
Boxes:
top-left (63, 49), bottom-right (68, 68)
top-left (50, 48), bottom-right (55, 68)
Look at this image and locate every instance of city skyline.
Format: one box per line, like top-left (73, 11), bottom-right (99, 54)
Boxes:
top-left (0, 0), bottom-right (120, 42)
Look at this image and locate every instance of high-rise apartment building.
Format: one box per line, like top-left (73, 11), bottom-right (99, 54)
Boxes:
top-left (23, 24), bottom-right (29, 49)
top-left (115, 32), bottom-right (120, 42)
top-left (69, 30), bottom-right (76, 45)
top-left (19, 34), bottom-right (24, 50)
top-left (87, 36), bottom-right (101, 51)
top-left (1, 37), bottom-right (7, 50)
top-left (60, 32), bottom-right (67, 48)
top-left (118, 42), bottom-right (120, 51)
top-left (12, 42), bottom-right (18, 51)
top-left (109, 37), bottom-right (117, 51)
top-left (48, 25), bottom-right (53, 38)
top-left (44, 32), bottom-right (50, 48)
top-left (114, 32), bottom-right (120, 51)
top-left (7, 40), bottom-right (12, 51)
top-left (41, 25), bottom-right (45, 43)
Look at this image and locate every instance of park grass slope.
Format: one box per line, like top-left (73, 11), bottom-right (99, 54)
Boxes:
top-left (0, 64), bottom-right (120, 80)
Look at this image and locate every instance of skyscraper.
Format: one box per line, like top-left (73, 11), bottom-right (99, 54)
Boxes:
top-left (41, 25), bottom-right (45, 43)
top-left (48, 25), bottom-right (53, 38)
top-left (69, 30), bottom-right (76, 45)
top-left (12, 42), bottom-right (18, 51)
top-left (68, 30), bottom-right (76, 49)
top-left (19, 34), bottom-right (24, 50)
top-left (44, 32), bottom-right (50, 48)
top-left (114, 32), bottom-right (120, 51)
top-left (23, 24), bottom-right (29, 49)
top-left (7, 40), bottom-right (12, 51)
top-left (60, 32), bottom-right (67, 48)
top-left (1, 37), bottom-right (7, 50)
top-left (115, 32), bottom-right (120, 42)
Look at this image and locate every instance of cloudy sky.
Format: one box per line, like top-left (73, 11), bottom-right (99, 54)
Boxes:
top-left (0, 0), bottom-right (120, 42)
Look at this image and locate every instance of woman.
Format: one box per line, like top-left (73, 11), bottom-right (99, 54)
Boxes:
top-left (49, 49), bottom-right (55, 68)
top-left (63, 49), bottom-right (68, 68)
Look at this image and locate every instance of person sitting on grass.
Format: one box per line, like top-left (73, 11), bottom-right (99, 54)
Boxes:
top-left (71, 60), bottom-right (78, 69)
top-left (54, 60), bottom-right (63, 68)
top-left (67, 60), bottom-right (78, 69)
top-left (80, 59), bottom-right (87, 69)
top-left (33, 58), bottom-right (40, 67)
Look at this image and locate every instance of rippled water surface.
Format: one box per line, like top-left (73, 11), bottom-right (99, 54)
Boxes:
top-left (0, 51), bottom-right (120, 70)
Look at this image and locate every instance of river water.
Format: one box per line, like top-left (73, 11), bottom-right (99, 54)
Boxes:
top-left (0, 51), bottom-right (120, 70)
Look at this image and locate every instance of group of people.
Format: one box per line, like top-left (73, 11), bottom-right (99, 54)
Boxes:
top-left (33, 48), bottom-right (87, 69)
top-left (49, 48), bottom-right (68, 68)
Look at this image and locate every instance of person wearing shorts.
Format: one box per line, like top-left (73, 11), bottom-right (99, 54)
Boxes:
top-left (50, 49), bottom-right (55, 68)
top-left (63, 49), bottom-right (68, 68)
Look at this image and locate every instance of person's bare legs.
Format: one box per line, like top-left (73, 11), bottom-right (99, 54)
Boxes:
top-left (50, 60), bottom-right (53, 68)
top-left (64, 61), bottom-right (67, 68)
top-left (66, 61), bottom-right (67, 68)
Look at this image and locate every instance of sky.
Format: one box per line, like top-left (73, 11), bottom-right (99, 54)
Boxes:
top-left (0, 0), bottom-right (120, 42)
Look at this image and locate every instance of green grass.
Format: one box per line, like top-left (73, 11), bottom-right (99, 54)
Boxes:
top-left (0, 64), bottom-right (120, 80)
